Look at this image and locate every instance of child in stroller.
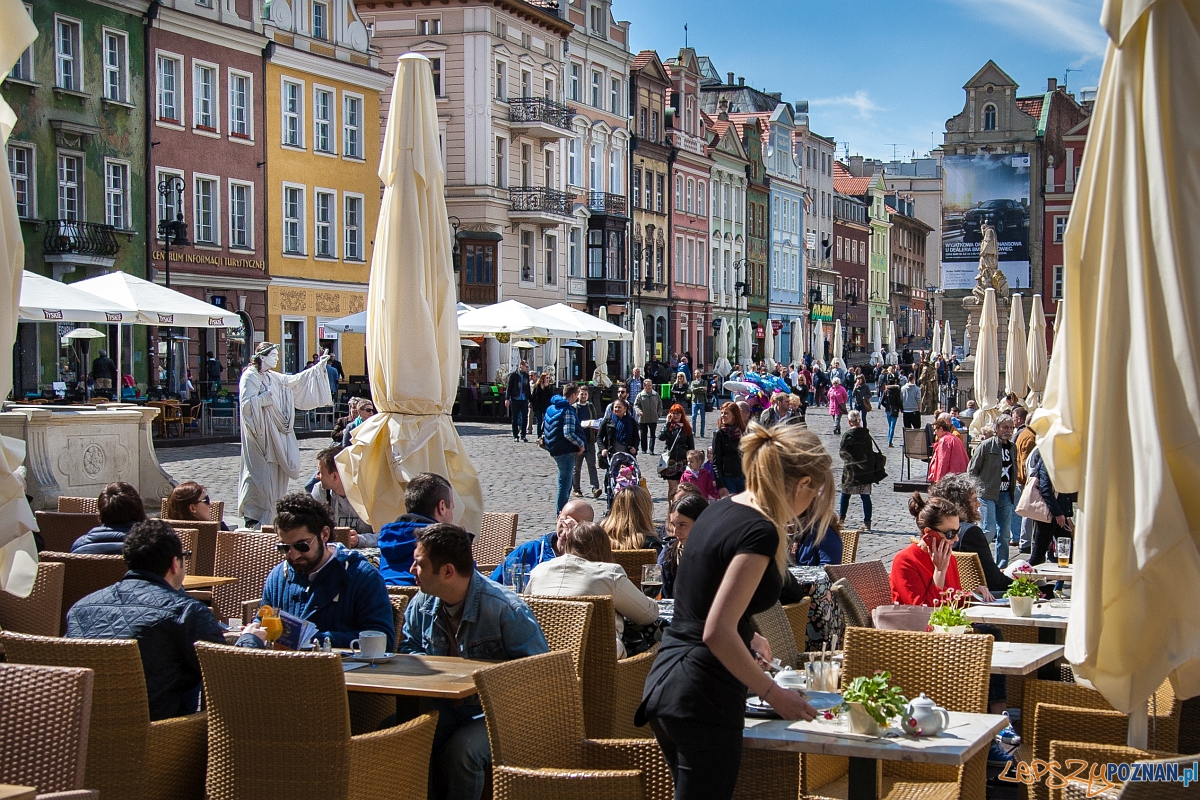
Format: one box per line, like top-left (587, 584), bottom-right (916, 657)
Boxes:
top-left (604, 451), bottom-right (641, 508)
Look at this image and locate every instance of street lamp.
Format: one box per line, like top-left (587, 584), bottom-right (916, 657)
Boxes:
top-left (157, 176), bottom-right (188, 398)
top-left (731, 258), bottom-right (749, 366)
top-left (448, 216), bottom-right (461, 272)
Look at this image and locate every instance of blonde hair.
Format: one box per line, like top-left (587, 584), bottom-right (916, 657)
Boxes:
top-left (740, 422), bottom-right (836, 576)
top-left (602, 484), bottom-right (656, 551)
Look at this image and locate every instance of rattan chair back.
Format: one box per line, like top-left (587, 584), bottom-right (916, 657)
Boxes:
top-left (212, 530), bottom-right (283, 621)
top-left (841, 627), bottom-right (991, 713)
top-left (162, 519), bottom-right (220, 576)
top-left (841, 528), bottom-right (861, 563)
top-left (0, 662), bottom-right (94, 794)
top-left (0, 561), bottom-right (65, 637)
top-left (953, 552), bottom-right (986, 594)
top-left (390, 594), bottom-right (410, 641)
top-left (752, 602), bottom-right (804, 668)
top-left (160, 497), bottom-right (225, 525)
top-left (1048, 742), bottom-right (1176, 800)
top-left (387, 584), bottom-right (420, 599)
top-left (610, 549), bottom-right (658, 581)
top-left (39, 552), bottom-right (128, 632)
top-left (829, 577), bottom-right (873, 629)
top-left (476, 512), bottom-right (518, 567)
top-left (781, 598), bottom-right (811, 654)
top-left (34, 511), bottom-right (101, 553)
top-left (824, 560), bottom-right (892, 614)
top-left (530, 594), bottom-right (616, 738)
top-left (524, 597), bottom-right (593, 678)
top-left (58, 496), bottom-right (98, 514)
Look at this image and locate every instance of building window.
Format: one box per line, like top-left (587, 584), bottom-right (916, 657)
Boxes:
top-left (656, 174), bottom-right (664, 212)
top-left (430, 57), bottom-right (442, 97)
top-left (57, 153), bottom-right (82, 221)
top-left (229, 71), bottom-right (251, 138)
top-left (55, 18), bottom-right (82, 91)
top-left (495, 136), bottom-right (507, 188)
top-left (344, 194), bottom-right (362, 260)
top-left (610, 77), bottom-right (620, 114)
top-left (103, 30), bottom-right (127, 102)
top-left (495, 60), bottom-right (506, 101)
top-left (697, 181), bottom-right (705, 218)
top-left (608, 149), bottom-right (620, 193)
top-left (644, 169), bottom-right (653, 209)
top-left (1053, 265), bottom-right (1064, 299)
top-left (313, 87), bottom-right (333, 153)
top-left (656, 239), bottom-right (664, 283)
top-left (312, 0), bottom-right (328, 40)
top-left (588, 228), bottom-right (603, 278)
top-left (590, 3), bottom-right (605, 36)
top-left (544, 235), bottom-right (557, 285)
top-left (283, 185), bottom-right (305, 254)
top-left (697, 244), bottom-right (706, 286)
top-left (520, 142), bottom-right (531, 186)
top-left (567, 138), bottom-right (579, 186)
top-left (343, 93), bottom-right (362, 158)
top-left (314, 190), bottom-right (335, 257)
top-left (9, 6), bottom-right (32, 81)
top-left (8, 145), bottom-right (32, 219)
top-left (464, 242), bottom-right (495, 286)
top-left (520, 230), bottom-right (534, 282)
top-left (157, 55), bottom-right (182, 123)
top-left (568, 228), bottom-right (582, 278)
top-left (194, 176), bottom-right (217, 244)
top-left (282, 79), bottom-right (303, 147)
top-left (520, 69), bottom-right (532, 99)
top-left (632, 169), bottom-right (641, 209)
top-left (651, 110), bottom-right (659, 141)
top-left (638, 108), bottom-right (646, 138)
top-left (686, 178), bottom-right (694, 214)
top-left (591, 70), bottom-right (601, 108)
top-left (589, 144), bottom-right (600, 189)
top-left (194, 63), bottom-right (216, 130)
top-left (229, 181), bottom-right (251, 249)
top-left (1053, 214), bottom-right (1068, 242)
top-left (104, 161), bottom-right (128, 229)
top-left (156, 169), bottom-right (184, 236)
top-left (674, 174), bottom-right (682, 211)
top-left (417, 16), bottom-right (440, 35)
top-left (569, 63), bottom-right (580, 101)
top-left (983, 103), bottom-right (997, 131)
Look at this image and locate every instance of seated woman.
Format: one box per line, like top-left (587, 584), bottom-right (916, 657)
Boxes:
top-left (526, 520), bottom-right (659, 658)
top-left (789, 519), bottom-right (843, 567)
top-left (891, 494), bottom-right (962, 606)
top-left (603, 484), bottom-right (662, 552)
top-left (72, 482), bottom-right (147, 554)
top-left (927, 417), bottom-right (969, 483)
top-left (928, 473), bottom-right (1008, 597)
top-left (164, 480), bottom-right (230, 531)
top-left (658, 494), bottom-right (708, 599)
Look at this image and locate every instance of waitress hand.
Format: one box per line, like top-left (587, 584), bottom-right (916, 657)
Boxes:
top-left (767, 686), bottom-right (819, 721)
top-left (750, 632), bottom-right (773, 668)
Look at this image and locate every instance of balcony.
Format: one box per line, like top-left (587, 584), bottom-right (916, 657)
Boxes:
top-left (588, 191), bottom-right (627, 217)
top-left (508, 186), bottom-right (572, 225)
top-left (520, 0), bottom-right (563, 17)
top-left (43, 220), bottom-right (120, 278)
top-left (507, 97), bottom-right (575, 139)
top-left (586, 277), bottom-right (629, 303)
top-left (891, 281), bottom-right (910, 296)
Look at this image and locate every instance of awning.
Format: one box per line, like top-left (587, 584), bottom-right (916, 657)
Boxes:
top-left (539, 302), bottom-right (633, 341)
top-left (71, 271), bottom-right (241, 328)
top-left (457, 299), bottom-right (584, 338)
top-left (19, 271), bottom-right (136, 323)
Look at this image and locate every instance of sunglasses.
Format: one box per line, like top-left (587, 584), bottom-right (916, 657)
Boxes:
top-left (925, 526), bottom-right (960, 540)
top-left (275, 537), bottom-right (320, 554)
top-left (199, 494), bottom-right (211, 504)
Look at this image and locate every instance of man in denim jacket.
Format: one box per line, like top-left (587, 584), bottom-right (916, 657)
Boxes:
top-left (401, 523), bottom-right (547, 800)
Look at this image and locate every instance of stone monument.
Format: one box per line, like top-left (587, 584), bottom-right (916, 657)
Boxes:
top-left (956, 223), bottom-right (1011, 409)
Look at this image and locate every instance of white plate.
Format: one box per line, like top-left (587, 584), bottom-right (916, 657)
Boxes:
top-left (747, 691), bottom-right (843, 714)
top-left (343, 652), bottom-right (398, 664)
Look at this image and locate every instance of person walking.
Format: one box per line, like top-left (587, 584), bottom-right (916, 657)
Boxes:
top-left (711, 402), bottom-right (746, 496)
top-left (851, 375), bottom-right (872, 430)
top-left (928, 417), bottom-right (969, 483)
top-left (900, 376), bottom-right (922, 429)
top-left (542, 384), bottom-right (586, 514)
top-left (505, 360), bottom-right (531, 442)
top-left (529, 372), bottom-right (555, 439)
top-left (827, 377), bottom-right (849, 435)
top-left (635, 379), bottom-right (663, 455)
top-left (688, 372), bottom-right (709, 437)
top-left (968, 414), bottom-right (1018, 567)
top-left (572, 385), bottom-right (602, 499)
top-left (838, 410), bottom-right (876, 531)
top-left (657, 404), bottom-right (695, 500)
top-left (880, 380), bottom-right (902, 447)
top-left (1012, 407), bottom-right (1037, 553)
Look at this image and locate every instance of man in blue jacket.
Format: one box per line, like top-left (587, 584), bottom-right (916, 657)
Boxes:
top-left (238, 493), bottom-right (394, 650)
top-left (376, 472), bottom-right (455, 585)
top-left (541, 383), bottom-right (585, 514)
top-left (489, 498), bottom-right (594, 586)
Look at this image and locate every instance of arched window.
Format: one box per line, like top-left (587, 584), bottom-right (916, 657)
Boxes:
top-left (983, 103), bottom-right (997, 131)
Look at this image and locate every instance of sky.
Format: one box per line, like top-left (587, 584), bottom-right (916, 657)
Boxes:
top-left (616, 0), bottom-right (1107, 162)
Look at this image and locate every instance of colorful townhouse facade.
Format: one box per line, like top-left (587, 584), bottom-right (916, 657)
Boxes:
top-left (703, 104), bottom-right (747, 371)
top-left (1043, 114), bottom-right (1089, 329)
top-left (739, 117), bottom-right (769, 365)
top-left (886, 194), bottom-right (933, 346)
top-left (760, 104), bottom-right (805, 364)
top-left (832, 191), bottom-right (869, 356)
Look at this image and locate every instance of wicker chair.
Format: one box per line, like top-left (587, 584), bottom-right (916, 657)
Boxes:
top-left (0, 562), bottom-right (65, 638)
top-left (825, 560), bottom-right (892, 614)
top-left (194, 641), bottom-right (436, 800)
top-left (610, 549), bottom-right (658, 582)
top-left (782, 599), bottom-right (811, 654)
top-left (476, 512), bottom-right (518, 570)
top-left (387, 584), bottom-right (420, 599)
top-left (0, 633), bottom-right (207, 800)
top-left (159, 498), bottom-right (226, 527)
top-left (162, 520), bottom-right (220, 576)
top-left (829, 577), bottom-right (873, 630)
top-left (1048, 742), bottom-right (1178, 800)
top-left (752, 600), bottom-right (809, 668)
top-left (211, 530), bottom-right (283, 621)
top-left (57, 497), bottom-right (98, 515)
top-left (953, 552), bottom-right (986, 594)
top-left (33, 512), bottom-right (100, 553)
top-left (524, 597), bottom-right (593, 679)
top-left (841, 528), bottom-right (861, 563)
top-left (38, 553), bottom-right (128, 633)
top-left (841, 627), bottom-right (994, 800)
top-left (473, 650), bottom-right (673, 800)
top-left (0, 662), bottom-right (96, 799)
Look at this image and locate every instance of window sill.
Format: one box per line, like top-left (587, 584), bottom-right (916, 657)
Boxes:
top-left (314, 255), bottom-right (339, 262)
top-left (102, 97), bottom-right (136, 109)
top-left (4, 77), bottom-right (39, 90)
top-left (194, 243), bottom-right (222, 250)
top-left (156, 118), bottom-right (185, 131)
top-left (281, 143), bottom-right (306, 152)
top-left (229, 134), bottom-right (256, 146)
top-left (343, 257), bottom-right (365, 263)
top-left (281, 251), bottom-right (308, 259)
top-left (193, 127), bottom-right (220, 139)
top-left (229, 246), bottom-right (256, 254)
top-left (53, 86), bottom-right (90, 100)
top-left (314, 149), bottom-right (338, 159)
top-left (341, 155), bottom-right (365, 163)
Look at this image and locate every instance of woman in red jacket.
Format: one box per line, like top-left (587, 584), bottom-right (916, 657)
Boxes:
top-left (890, 494), bottom-right (962, 605)
top-left (927, 417), bottom-right (969, 484)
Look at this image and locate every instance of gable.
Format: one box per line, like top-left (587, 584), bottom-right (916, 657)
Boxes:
top-left (964, 59), bottom-right (1018, 91)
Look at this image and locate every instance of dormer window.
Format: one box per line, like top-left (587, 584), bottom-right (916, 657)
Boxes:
top-left (312, 1), bottom-right (328, 40)
top-left (983, 103), bottom-right (997, 131)
top-left (590, 4), bottom-right (606, 37)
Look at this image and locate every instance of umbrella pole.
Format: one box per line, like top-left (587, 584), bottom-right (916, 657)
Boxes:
top-left (116, 324), bottom-right (122, 400)
top-left (1127, 703), bottom-right (1149, 749)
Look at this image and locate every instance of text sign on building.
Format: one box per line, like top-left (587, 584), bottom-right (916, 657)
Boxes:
top-left (941, 153), bottom-right (1031, 290)
top-left (810, 303), bottom-right (834, 322)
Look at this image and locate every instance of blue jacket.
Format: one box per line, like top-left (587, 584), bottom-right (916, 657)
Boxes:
top-left (238, 544), bottom-right (395, 650)
top-left (792, 526), bottom-right (843, 566)
top-left (489, 532), bottom-right (558, 585)
top-left (542, 395), bottom-right (584, 456)
top-left (400, 571), bottom-right (548, 661)
top-left (71, 523), bottom-right (134, 555)
top-left (66, 570), bottom-right (225, 721)
top-left (377, 513), bottom-right (437, 586)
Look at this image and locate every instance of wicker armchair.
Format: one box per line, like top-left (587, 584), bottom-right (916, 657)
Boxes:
top-left (162, 520), bottom-right (220, 576)
top-left (841, 627), bottom-right (994, 800)
top-left (953, 552), bottom-right (986, 594)
top-left (824, 560), bottom-right (892, 614)
top-left (33, 512), bottom-right (100, 553)
top-left (782, 599), bottom-right (811, 654)
top-left (841, 528), bottom-right (861, 563)
top-left (610, 549), bottom-right (658, 583)
top-left (212, 530), bottom-right (283, 621)
top-left (473, 650), bottom-right (673, 800)
top-left (829, 577), bottom-right (873, 630)
top-left (525, 597), bottom-right (593, 679)
top-left (476, 512), bottom-right (518, 570)
top-left (0, 562), bottom-right (65, 638)
top-left (752, 599), bottom-right (809, 668)
top-left (57, 497), bottom-right (98, 515)
top-left (0, 662), bottom-right (96, 799)
top-left (159, 498), bottom-right (226, 527)
top-left (37, 553), bottom-right (127, 633)
top-left (194, 642), bottom-right (436, 800)
top-left (0, 633), bottom-right (207, 800)
top-left (1048, 742), bottom-right (1178, 800)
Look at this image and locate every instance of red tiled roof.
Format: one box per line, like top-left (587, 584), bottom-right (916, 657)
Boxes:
top-left (726, 111), bottom-right (770, 125)
top-left (885, 204), bottom-right (898, 215)
top-left (631, 50), bottom-right (657, 72)
top-left (1016, 96), bottom-right (1044, 119)
top-left (833, 161), bottom-right (873, 196)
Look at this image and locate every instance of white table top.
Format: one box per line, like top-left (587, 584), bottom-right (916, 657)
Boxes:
top-left (1024, 564), bottom-right (1074, 580)
top-left (990, 641), bottom-right (1064, 676)
top-left (965, 602), bottom-right (1070, 629)
top-left (744, 711), bottom-right (1007, 766)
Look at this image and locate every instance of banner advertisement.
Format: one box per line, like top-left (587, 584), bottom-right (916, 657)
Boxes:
top-left (941, 153), bottom-right (1031, 290)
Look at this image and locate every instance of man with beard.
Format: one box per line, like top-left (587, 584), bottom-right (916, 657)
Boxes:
top-left (968, 414), bottom-right (1018, 568)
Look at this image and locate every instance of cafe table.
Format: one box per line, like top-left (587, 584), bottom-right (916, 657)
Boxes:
top-left (340, 652), bottom-right (497, 699)
top-left (1023, 563), bottom-right (1074, 581)
top-left (0, 786), bottom-right (36, 800)
top-left (182, 575), bottom-right (238, 589)
top-left (744, 711), bottom-right (1007, 800)
top-left (989, 641), bottom-right (1064, 676)
top-left (967, 602), bottom-right (1069, 679)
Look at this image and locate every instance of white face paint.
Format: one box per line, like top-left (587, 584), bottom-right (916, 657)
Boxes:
top-left (261, 350), bottom-right (279, 370)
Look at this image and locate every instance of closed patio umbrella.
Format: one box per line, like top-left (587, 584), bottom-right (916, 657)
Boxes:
top-left (942, 322), bottom-right (954, 361)
top-left (930, 320), bottom-right (942, 361)
top-left (1025, 295), bottom-right (1048, 409)
top-left (763, 319), bottom-right (776, 370)
top-left (336, 54), bottom-right (483, 532)
top-left (1029, 0), bottom-right (1200, 729)
top-left (713, 318), bottom-right (731, 377)
top-left (887, 320), bottom-right (898, 366)
top-left (632, 308), bottom-right (646, 373)
top-left (592, 307), bottom-right (611, 387)
top-left (969, 288), bottom-right (999, 436)
top-left (1005, 293), bottom-right (1029, 400)
top-left (832, 319), bottom-right (843, 367)
top-left (740, 319), bottom-right (753, 367)
top-left (791, 317), bottom-right (804, 367)
top-left (812, 319), bottom-right (824, 366)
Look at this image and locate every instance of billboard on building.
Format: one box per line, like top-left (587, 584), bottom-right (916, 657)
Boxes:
top-left (941, 153), bottom-right (1031, 290)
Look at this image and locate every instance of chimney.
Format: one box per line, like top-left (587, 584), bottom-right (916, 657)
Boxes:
top-left (727, 72), bottom-right (734, 86)
top-left (738, 76), bottom-right (745, 87)
top-left (1048, 77), bottom-right (1057, 92)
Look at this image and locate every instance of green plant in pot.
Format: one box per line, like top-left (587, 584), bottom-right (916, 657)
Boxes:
top-left (841, 671), bottom-right (908, 736)
top-left (1004, 575), bottom-right (1040, 617)
top-left (928, 589), bottom-right (970, 634)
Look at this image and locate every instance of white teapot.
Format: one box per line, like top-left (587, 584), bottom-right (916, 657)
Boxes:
top-left (900, 693), bottom-right (950, 737)
top-left (774, 667), bottom-right (804, 690)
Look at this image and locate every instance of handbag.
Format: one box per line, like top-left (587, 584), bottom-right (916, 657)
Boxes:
top-left (872, 604), bottom-right (933, 631)
top-left (658, 427), bottom-right (683, 477)
top-left (864, 438), bottom-right (888, 484)
top-left (1016, 473), bottom-right (1052, 522)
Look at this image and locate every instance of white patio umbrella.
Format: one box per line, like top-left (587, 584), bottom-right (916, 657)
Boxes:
top-left (336, 53), bottom-right (483, 532)
top-left (739, 319), bottom-right (753, 367)
top-left (1025, 295), bottom-right (1048, 409)
top-left (812, 319), bottom-right (825, 366)
top-left (713, 318), bottom-right (731, 377)
top-left (1005, 293), bottom-right (1028, 400)
top-left (632, 308), bottom-right (646, 373)
top-left (887, 319), bottom-right (899, 366)
top-left (540, 303), bottom-right (632, 341)
top-left (763, 319), bottom-right (776, 370)
top-left (1030, 0), bottom-right (1200, 734)
top-left (19, 271), bottom-right (135, 324)
top-left (73, 271), bottom-right (242, 328)
top-left (790, 318), bottom-right (804, 367)
top-left (931, 320), bottom-right (943, 360)
top-left (0, 0), bottom-right (39, 597)
top-left (942, 322), bottom-right (954, 360)
top-left (592, 307), bottom-right (611, 387)
top-left (457, 299), bottom-right (581, 339)
top-left (832, 319), bottom-right (843, 367)
top-left (969, 288), bottom-right (999, 436)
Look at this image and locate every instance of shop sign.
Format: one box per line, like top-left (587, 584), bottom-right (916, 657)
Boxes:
top-left (810, 303), bottom-right (834, 322)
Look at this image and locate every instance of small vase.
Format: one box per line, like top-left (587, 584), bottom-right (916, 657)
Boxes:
top-left (846, 702), bottom-right (882, 736)
top-left (1009, 595), bottom-right (1034, 617)
top-left (931, 624), bottom-right (969, 635)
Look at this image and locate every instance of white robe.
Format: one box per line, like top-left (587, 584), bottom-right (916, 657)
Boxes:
top-left (237, 360), bottom-right (333, 525)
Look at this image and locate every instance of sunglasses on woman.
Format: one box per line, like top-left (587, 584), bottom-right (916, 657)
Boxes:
top-left (275, 537), bottom-right (320, 554)
top-left (924, 526), bottom-right (959, 540)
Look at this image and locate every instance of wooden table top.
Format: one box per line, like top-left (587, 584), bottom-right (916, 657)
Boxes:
top-left (340, 653), bottom-right (497, 699)
top-left (744, 711), bottom-right (1007, 767)
top-left (965, 602), bottom-right (1070, 629)
top-left (0, 786), bottom-right (37, 800)
top-left (183, 575), bottom-right (239, 589)
top-left (990, 641), bottom-right (1065, 676)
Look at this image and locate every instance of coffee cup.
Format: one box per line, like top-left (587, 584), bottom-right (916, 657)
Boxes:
top-left (350, 630), bottom-right (388, 659)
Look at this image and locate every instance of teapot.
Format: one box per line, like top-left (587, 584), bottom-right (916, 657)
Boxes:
top-left (900, 693), bottom-right (950, 737)
top-left (774, 667), bottom-right (804, 690)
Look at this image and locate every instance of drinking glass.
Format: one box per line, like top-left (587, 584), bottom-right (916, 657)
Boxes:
top-left (641, 564), bottom-right (663, 599)
top-left (1056, 537), bottom-right (1072, 568)
top-left (506, 562), bottom-right (528, 593)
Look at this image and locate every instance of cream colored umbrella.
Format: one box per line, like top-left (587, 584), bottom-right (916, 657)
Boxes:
top-left (1029, 0), bottom-right (1200, 728)
top-left (0, 1), bottom-right (38, 597)
top-left (713, 318), bottom-right (731, 377)
top-left (632, 308), bottom-right (646, 373)
top-left (832, 319), bottom-right (843, 367)
top-left (931, 320), bottom-right (943, 361)
top-left (887, 319), bottom-right (899, 366)
top-left (969, 288), bottom-right (999, 436)
top-left (812, 319), bottom-right (824, 366)
top-left (739, 319), bottom-right (753, 367)
top-left (1025, 295), bottom-right (1048, 409)
top-left (336, 54), bottom-right (483, 532)
top-left (592, 307), bottom-right (611, 387)
top-left (942, 322), bottom-right (954, 360)
top-left (1005, 293), bottom-right (1029, 400)
top-left (790, 317), bottom-right (804, 366)
top-left (763, 318), bottom-right (776, 370)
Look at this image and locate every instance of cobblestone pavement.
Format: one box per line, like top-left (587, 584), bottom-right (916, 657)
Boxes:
top-left (158, 406), bottom-right (930, 567)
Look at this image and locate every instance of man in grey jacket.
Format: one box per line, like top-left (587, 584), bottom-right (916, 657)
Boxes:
top-left (634, 379), bottom-right (662, 454)
top-left (968, 414), bottom-right (1017, 567)
top-left (900, 376), bottom-right (922, 429)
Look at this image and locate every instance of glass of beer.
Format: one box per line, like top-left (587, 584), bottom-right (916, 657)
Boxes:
top-left (641, 564), bottom-right (663, 599)
top-left (1056, 537), bottom-right (1072, 568)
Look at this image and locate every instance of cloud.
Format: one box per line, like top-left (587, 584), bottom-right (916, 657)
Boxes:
top-left (947, 0), bottom-right (1107, 57)
top-left (810, 90), bottom-right (882, 119)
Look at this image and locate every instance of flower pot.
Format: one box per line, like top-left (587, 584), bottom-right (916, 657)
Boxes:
top-left (1008, 595), bottom-right (1034, 618)
top-left (846, 702), bottom-right (882, 736)
top-left (931, 624), bottom-right (969, 635)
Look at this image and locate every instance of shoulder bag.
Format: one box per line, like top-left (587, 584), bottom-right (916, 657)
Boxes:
top-left (864, 436), bottom-right (888, 484)
top-left (658, 426), bottom-right (683, 477)
top-left (1016, 473), bottom-right (1052, 522)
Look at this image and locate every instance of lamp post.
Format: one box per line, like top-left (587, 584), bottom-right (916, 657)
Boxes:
top-left (157, 176), bottom-right (188, 397)
top-left (448, 216), bottom-right (461, 273)
top-left (731, 258), bottom-right (749, 366)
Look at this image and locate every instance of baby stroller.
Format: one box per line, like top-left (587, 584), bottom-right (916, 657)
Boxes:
top-left (604, 451), bottom-right (641, 508)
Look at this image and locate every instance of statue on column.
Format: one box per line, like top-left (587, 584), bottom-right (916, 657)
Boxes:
top-left (238, 342), bottom-right (334, 527)
top-left (972, 223), bottom-right (1010, 302)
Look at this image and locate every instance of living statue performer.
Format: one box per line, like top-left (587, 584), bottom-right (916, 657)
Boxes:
top-left (973, 223), bottom-right (1010, 302)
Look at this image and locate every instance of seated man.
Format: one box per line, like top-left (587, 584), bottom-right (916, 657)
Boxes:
top-left (377, 472), bottom-right (455, 586)
top-left (402, 523), bottom-right (548, 800)
top-left (489, 498), bottom-right (594, 585)
top-left (309, 445), bottom-right (375, 546)
top-left (71, 481), bottom-right (147, 554)
top-left (66, 519), bottom-right (225, 720)
top-left (238, 493), bottom-right (394, 650)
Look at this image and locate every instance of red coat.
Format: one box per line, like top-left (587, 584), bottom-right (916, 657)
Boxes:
top-left (890, 542), bottom-right (962, 606)
top-left (928, 433), bottom-right (969, 484)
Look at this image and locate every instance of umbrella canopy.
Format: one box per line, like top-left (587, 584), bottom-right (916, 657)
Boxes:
top-left (1030, 0), bottom-right (1200, 718)
top-left (632, 308), bottom-right (646, 372)
top-left (72, 271), bottom-right (241, 328)
top-left (19, 271), bottom-right (136, 323)
top-left (0, 0), bottom-right (39, 596)
top-left (1005, 293), bottom-right (1029, 399)
top-left (540, 303), bottom-right (632, 341)
top-left (791, 317), bottom-right (804, 366)
top-left (591, 307), bottom-right (611, 387)
top-left (832, 320), bottom-right (844, 367)
top-left (812, 319), bottom-right (824, 365)
top-left (61, 328), bottom-right (107, 342)
top-left (969, 288), bottom-right (999, 436)
top-left (887, 320), bottom-right (899, 366)
top-left (739, 319), bottom-right (753, 366)
top-left (942, 322), bottom-right (954, 360)
top-left (457, 299), bottom-right (581, 339)
top-left (713, 318), bottom-right (731, 377)
top-left (763, 319), bottom-right (776, 370)
top-left (931, 320), bottom-right (943, 359)
top-left (336, 53), bottom-right (483, 532)
top-left (1025, 295), bottom-right (1048, 409)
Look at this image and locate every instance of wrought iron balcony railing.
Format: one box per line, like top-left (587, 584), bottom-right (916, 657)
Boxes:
top-left (509, 186), bottom-right (572, 217)
top-left (588, 191), bottom-right (627, 216)
top-left (507, 97), bottom-right (576, 131)
top-left (520, 0), bottom-right (563, 17)
top-left (43, 220), bottom-right (120, 257)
